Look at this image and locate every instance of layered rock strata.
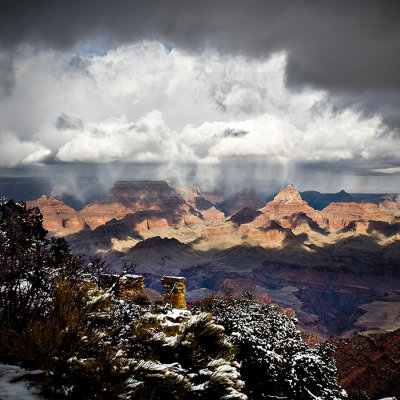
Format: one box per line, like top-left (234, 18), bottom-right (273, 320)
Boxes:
top-left (320, 202), bottom-right (394, 230)
top-left (27, 195), bottom-right (86, 236)
top-left (258, 184), bottom-right (321, 228)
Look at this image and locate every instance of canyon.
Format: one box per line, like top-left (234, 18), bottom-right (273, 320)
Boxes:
top-left (26, 181), bottom-right (400, 337)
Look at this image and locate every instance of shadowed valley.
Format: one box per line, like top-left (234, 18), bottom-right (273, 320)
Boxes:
top-left (26, 181), bottom-right (400, 337)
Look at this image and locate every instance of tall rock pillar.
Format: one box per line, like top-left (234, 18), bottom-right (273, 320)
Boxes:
top-left (161, 276), bottom-right (187, 309)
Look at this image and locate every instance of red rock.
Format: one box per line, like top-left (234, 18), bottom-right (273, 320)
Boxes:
top-left (134, 217), bottom-right (169, 231)
top-left (320, 202), bottom-right (394, 230)
top-left (183, 214), bottom-right (204, 226)
top-left (258, 185), bottom-right (321, 228)
top-left (199, 206), bottom-right (225, 223)
top-left (176, 186), bottom-right (225, 224)
top-left (79, 200), bottom-right (133, 229)
top-left (244, 220), bottom-right (296, 247)
top-left (346, 220), bottom-right (370, 234)
top-left (238, 214), bottom-right (271, 234)
top-left (93, 210), bottom-right (186, 238)
top-left (80, 181), bottom-right (202, 229)
top-left (27, 195), bottom-right (86, 236)
top-left (332, 329), bottom-right (400, 399)
top-left (271, 184), bottom-right (303, 204)
top-left (203, 223), bottom-right (236, 237)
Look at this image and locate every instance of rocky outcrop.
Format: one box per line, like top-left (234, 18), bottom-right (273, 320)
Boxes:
top-left (192, 220), bottom-right (242, 251)
top-left (118, 274), bottom-right (146, 299)
top-left (320, 202), bottom-right (394, 230)
top-left (176, 186), bottom-right (225, 224)
top-left (161, 276), bottom-right (187, 309)
top-left (99, 274), bottom-right (145, 299)
top-left (271, 184), bottom-right (303, 204)
top-left (198, 206), bottom-right (226, 223)
top-left (79, 200), bottom-right (133, 229)
top-left (259, 185), bottom-right (320, 228)
top-left (80, 181), bottom-right (189, 229)
top-left (27, 195), bottom-right (86, 236)
top-left (226, 186), bottom-right (325, 248)
top-left (90, 210), bottom-right (170, 237)
top-left (243, 220), bottom-right (299, 248)
top-left (203, 222), bottom-right (236, 237)
top-left (258, 185), bottom-right (321, 228)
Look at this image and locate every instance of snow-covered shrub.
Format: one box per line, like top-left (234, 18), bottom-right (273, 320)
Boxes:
top-left (197, 295), bottom-right (347, 400)
top-left (1, 277), bottom-right (123, 396)
top-left (123, 310), bottom-right (247, 400)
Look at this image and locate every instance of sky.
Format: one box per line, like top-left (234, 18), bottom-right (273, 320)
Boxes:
top-left (0, 0), bottom-right (400, 196)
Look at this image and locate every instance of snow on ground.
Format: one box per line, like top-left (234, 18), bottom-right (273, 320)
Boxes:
top-left (0, 364), bottom-right (44, 399)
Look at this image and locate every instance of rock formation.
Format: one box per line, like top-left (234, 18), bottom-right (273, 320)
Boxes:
top-left (320, 202), bottom-right (394, 230)
top-left (243, 220), bottom-right (298, 248)
top-left (271, 184), bottom-right (303, 204)
top-left (176, 186), bottom-right (225, 224)
top-left (161, 275), bottom-right (187, 309)
top-left (118, 275), bottom-right (145, 299)
top-left (80, 181), bottom-right (189, 229)
top-left (27, 195), bottom-right (86, 236)
top-left (97, 273), bottom-right (145, 299)
top-left (258, 185), bottom-right (321, 228)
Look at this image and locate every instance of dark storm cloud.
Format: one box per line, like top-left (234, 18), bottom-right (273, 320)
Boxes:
top-left (55, 113), bottom-right (83, 130)
top-left (1, 0), bottom-right (399, 92)
top-left (330, 90), bottom-right (400, 136)
top-left (0, 56), bottom-right (15, 97)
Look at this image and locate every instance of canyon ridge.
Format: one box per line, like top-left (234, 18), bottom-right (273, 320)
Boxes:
top-left (27, 181), bottom-right (400, 337)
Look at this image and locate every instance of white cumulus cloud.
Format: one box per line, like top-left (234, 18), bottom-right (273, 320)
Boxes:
top-left (0, 39), bottom-right (398, 183)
